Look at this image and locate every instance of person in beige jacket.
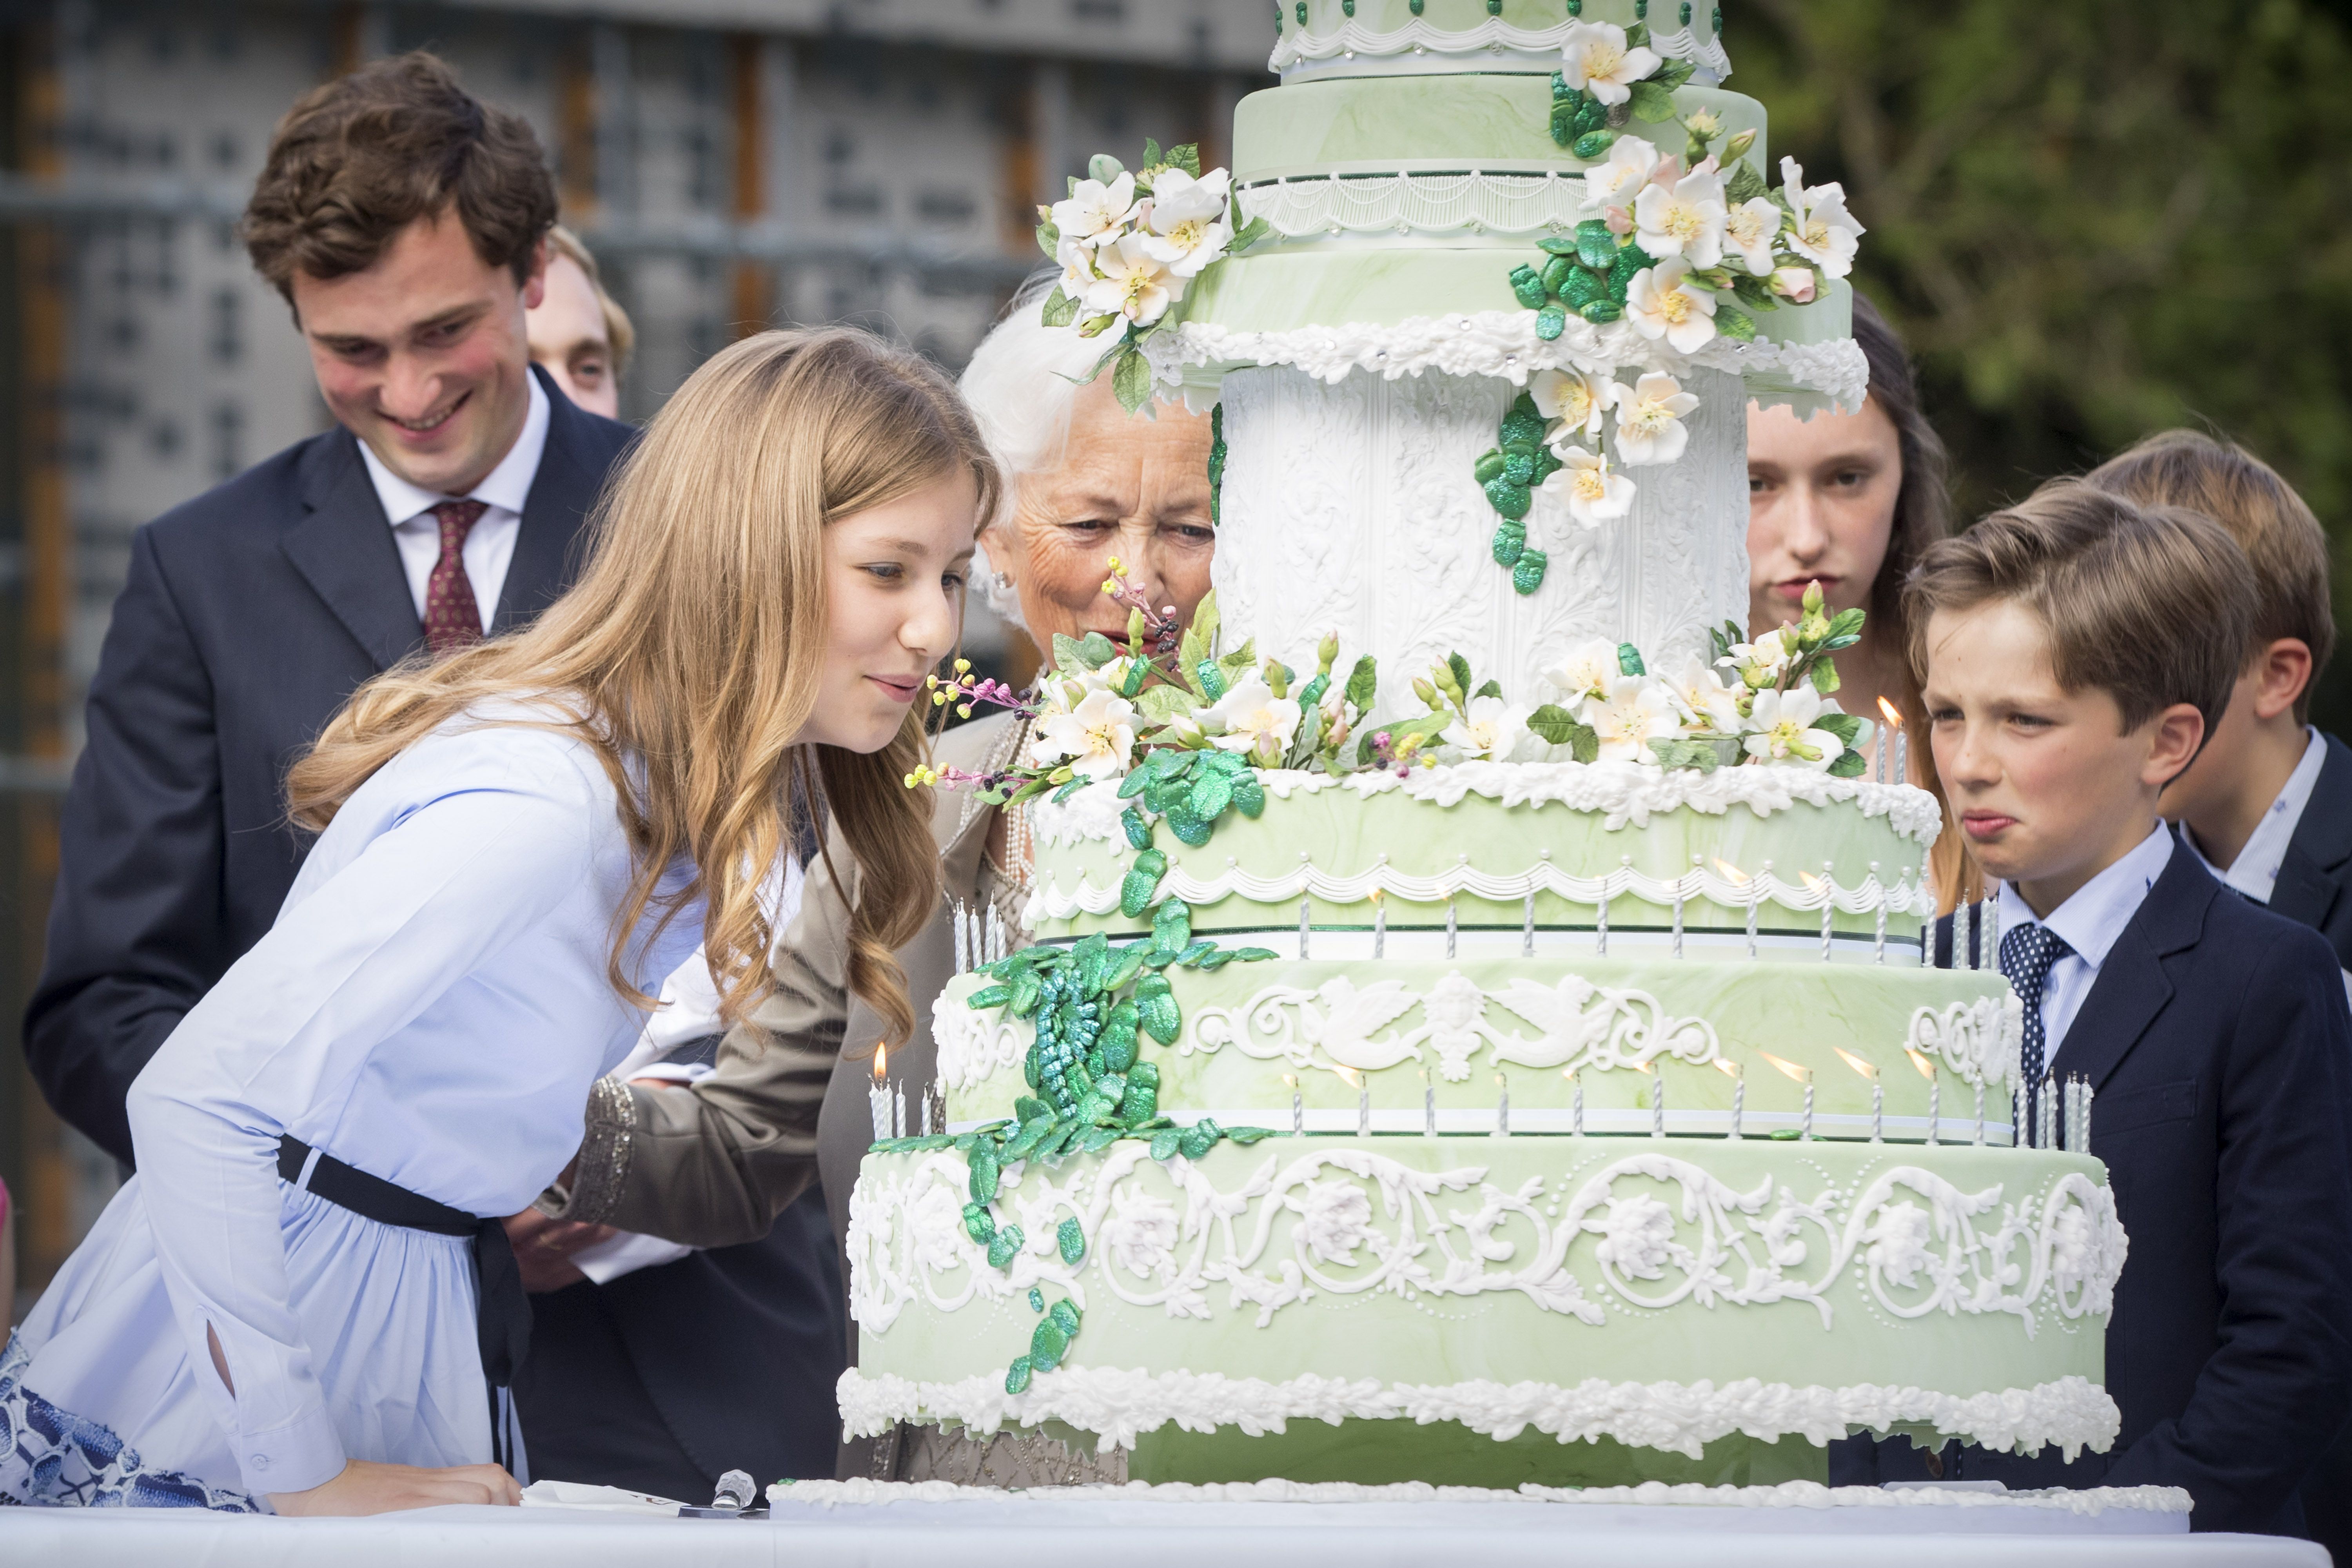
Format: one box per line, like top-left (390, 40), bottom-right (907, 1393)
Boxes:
top-left (535, 275), bottom-right (1218, 1482)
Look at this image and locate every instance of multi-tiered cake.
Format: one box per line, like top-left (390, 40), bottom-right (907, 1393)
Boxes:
top-left (841, 0), bottom-right (2126, 1491)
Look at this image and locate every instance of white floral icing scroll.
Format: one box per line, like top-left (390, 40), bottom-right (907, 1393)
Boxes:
top-left (1905, 995), bottom-right (2023, 1090)
top-left (1185, 969), bottom-right (1719, 1083)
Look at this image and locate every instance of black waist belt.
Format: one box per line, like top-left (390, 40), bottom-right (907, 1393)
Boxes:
top-left (276, 1135), bottom-right (531, 1467)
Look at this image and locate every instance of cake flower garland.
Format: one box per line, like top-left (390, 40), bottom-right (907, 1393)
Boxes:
top-left (1036, 140), bottom-right (1270, 413)
top-left (1476, 19), bottom-right (1866, 593)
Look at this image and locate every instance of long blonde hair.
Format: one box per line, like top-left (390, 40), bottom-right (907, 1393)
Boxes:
top-left (289, 327), bottom-right (998, 1044)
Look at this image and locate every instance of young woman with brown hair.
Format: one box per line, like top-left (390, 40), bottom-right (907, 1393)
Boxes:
top-left (0, 327), bottom-right (995, 1516)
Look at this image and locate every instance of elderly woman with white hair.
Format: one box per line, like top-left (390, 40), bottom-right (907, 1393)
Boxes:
top-left (532, 277), bottom-right (1216, 1485)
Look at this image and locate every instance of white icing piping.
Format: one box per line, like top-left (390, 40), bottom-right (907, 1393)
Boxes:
top-left (851, 1145), bottom-right (2123, 1359)
top-left (1239, 169), bottom-right (1593, 241)
top-left (1031, 765), bottom-right (1944, 849)
top-left (1025, 860), bottom-right (1935, 927)
top-left (1268, 20), bottom-right (1733, 85)
top-left (838, 1366), bottom-right (2120, 1462)
top-left (773, 1476), bottom-right (2193, 1516)
top-left (1149, 314), bottom-right (1869, 415)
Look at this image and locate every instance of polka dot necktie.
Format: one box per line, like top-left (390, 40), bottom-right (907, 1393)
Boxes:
top-left (1999, 921), bottom-right (2075, 1095)
top-left (423, 499), bottom-right (488, 657)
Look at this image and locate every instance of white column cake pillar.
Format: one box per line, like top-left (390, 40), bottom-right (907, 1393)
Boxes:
top-left (1212, 364), bottom-right (1752, 723)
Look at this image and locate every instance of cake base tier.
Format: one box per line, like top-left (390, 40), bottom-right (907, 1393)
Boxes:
top-left (847, 1137), bottom-right (2121, 1485)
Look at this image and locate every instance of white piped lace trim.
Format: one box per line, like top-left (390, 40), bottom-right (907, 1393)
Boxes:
top-left (1030, 764), bottom-right (1944, 848)
top-left (1150, 314), bottom-right (1869, 414)
top-left (1240, 169), bottom-right (1594, 241)
top-left (1269, 20), bottom-right (1733, 85)
top-left (838, 1367), bottom-right (2120, 1462)
top-left (774, 1475), bottom-right (2192, 1516)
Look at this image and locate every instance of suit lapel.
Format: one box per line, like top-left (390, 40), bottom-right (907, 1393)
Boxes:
top-left (492, 365), bottom-right (606, 633)
top-left (282, 428), bottom-right (423, 671)
top-left (2053, 844), bottom-right (2214, 1092)
top-left (2270, 735), bottom-right (2352, 930)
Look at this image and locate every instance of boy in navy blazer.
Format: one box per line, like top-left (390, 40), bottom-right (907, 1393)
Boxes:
top-left (1835, 479), bottom-right (2352, 1534)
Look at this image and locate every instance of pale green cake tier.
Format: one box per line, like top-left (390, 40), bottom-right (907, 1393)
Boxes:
top-left (1271, 0), bottom-right (1729, 85)
top-left (844, 1136), bottom-right (2120, 1487)
top-left (1023, 768), bottom-right (1937, 948)
top-left (937, 956), bottom-right (2016, 1136)
top-left (1233, 77), bottom-right (1764, 181)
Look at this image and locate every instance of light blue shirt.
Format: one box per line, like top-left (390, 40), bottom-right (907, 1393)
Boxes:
top-left (121, 706), bottom-right (702, 1495)
top-left (2183, 725), bottom-right (2327, 904)
top-left (1998, 822), bottom-right (2174, 1067)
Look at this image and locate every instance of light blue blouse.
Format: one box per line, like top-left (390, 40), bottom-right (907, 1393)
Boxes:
top-left (81, 709), bottom-right (703, 1498)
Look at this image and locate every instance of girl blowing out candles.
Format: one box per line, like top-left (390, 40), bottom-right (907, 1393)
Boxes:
top-left (0, 328), bottom-right (996, 1515)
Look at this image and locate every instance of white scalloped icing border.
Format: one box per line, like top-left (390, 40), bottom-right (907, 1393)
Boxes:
top-left (773, 1475), bottom-right (2192, 1517)
top-left (838, 1368), bottom-right (2120, 1463)
top-left (1148, 313), bottom-right (1869, 414)
top-left (1269, 20), bottom-right (1733, 85)
top-left (1029, 764), bottom-right (1945, 849)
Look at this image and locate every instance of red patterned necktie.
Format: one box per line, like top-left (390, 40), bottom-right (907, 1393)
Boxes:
top-left (423, 498), bottom-right (488, 657)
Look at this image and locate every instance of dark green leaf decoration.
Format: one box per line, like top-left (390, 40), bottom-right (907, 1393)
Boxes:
top-left (1716, 303), bottom-right (1759, 343)
top-left (1005, 1355), bottom-right (1034, 1394)
top-left (1484, 477), bottom-right (1532, 520)
top-left (1057, 1216), bottom-right (1087, 1266)
top-left (1534, 303), bottom-right (1567, 340)
top-left (1041, 283), bottom-right (1080, 324)
top-left (1617, 642), bottom-right (1646, 677)
top-left (1345, 655), bottom-right (1379, 712)
top-left (988, 1224), bottom-right (1025, 1270)
top-left (1120, 807), bottom-right (1154, 851)
top-left (1111, 347), bottom-right (1153, 414)
top-left (1828, 748), bottom-right (1869, 779)
top-left (1513, 547), bottom-right (1549, 595)
top-left (1650, 737), bottom-right (1727, 772)
top-left (1120, 849), bottom-right (1168, 917)
top-left (1030, 1318), bottom-right (1069, 1372)
top-left (1572, 128), bottom-right (1617, 160)
top-left (968, 1142), bottom-right (1000, 1204)
top-left (1509, 264), bottom-right (1548, 310)
top-left (1207, 402), bottom-right (1226, 525)
top-left (1724, 158), bottom-right (1768, 204)
top-left (1528, 703), bottom-right (1601, 762)
top-left (1499, 394), bottom-right (1547, 448)
top-left (1050, 1298), bottom-right (1082, 1336)
top-left (1627, 80), bottom-right (1677, 122)
top-left (1579, 298), bottom-right (1623, 323)
top-left (1150, 1127), bottom-right (1184, 1161)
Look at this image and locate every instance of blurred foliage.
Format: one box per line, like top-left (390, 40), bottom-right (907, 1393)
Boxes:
top-left (1726, 0), bottom-right (2352, 729)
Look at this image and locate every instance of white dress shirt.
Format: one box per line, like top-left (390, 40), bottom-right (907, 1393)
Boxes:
top-left (358, 373), bottom-right (550, 633)
top-left (2184, 726), bottom-right (2327, 904)
top-left (1997, 822), bottom-right (2173, 1069)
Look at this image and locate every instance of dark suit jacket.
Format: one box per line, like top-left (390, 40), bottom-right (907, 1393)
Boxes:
top-left (2271, 731), bottom-right (2352, 971)
top-left (25, 365), bottom-right (631, 1165)
top-left (1839, 841), bottom-right (2352, 1534)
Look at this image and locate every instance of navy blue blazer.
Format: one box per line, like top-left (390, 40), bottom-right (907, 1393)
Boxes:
top-left (25, 366), bottom-right (632, 1165)
top-left (1841, 840), bottom-right (2352, 1533)
top-left (2272, 732), bottom-right (2352, 972)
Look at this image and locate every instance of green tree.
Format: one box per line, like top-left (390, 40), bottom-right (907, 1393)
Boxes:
top-left (1729, 0), bottom-right (2352, 724)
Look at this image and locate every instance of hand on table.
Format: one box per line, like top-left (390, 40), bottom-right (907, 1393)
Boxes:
top-left (269, 1458), bottom-right (520, 1515)
top-left (503, 1208), bottom-right (614, 1294)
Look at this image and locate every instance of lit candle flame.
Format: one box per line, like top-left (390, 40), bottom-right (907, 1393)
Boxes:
top-left (1832, 1046), bottom-right (1878, 1082)
top-left (1711, 857), bottom-right (1749, 885)
top-left (1904, 1048), bottom-right (1937, 1082)
top-left (1283, 1073), bottom-right (1297, 1091)
top-left (1798, 870), bottom-right (1828, 894)
top-left (1877, 696), bottom-right (1903, 729)
top-left (1333, 1065), bottom-right (1362, 1089)
top-left (873, 1043), bottom-right (888, 1084)
top-left (1713, 1059), bottom-right (1743, 1080)
top-left (1757, 1051), bottom-right (1812, 1084)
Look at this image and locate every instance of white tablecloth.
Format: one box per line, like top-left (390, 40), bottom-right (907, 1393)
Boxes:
top-left (0, 1497), bottom-right (2328, 1567)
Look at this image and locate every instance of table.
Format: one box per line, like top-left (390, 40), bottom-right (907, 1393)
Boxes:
top-left (0, 1492), bottom-right (2330, 1568)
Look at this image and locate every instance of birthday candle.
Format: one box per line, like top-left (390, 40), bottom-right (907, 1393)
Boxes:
top-left (1595, 877), bottom-right (1609, 956)
top-left (1300, 897), bottom-right (1312, 960)
top-left (1286, 1073), bottom-right (1302, 1136)
top-left (1425, 1069), bottom-right (1437, 1138)
top-left (1803, 1075), bottom-right (1815, 1141)
top-left (1974, 1080), bottom-right (1986, 1146)
top-left (1522, 890), bottom-right (1535, 958)
top-left (1672, 873), bottom-right (1686, 959)
top-left (1730, 1068), bottom-right (1744, 1139)
top-left (1358, 1073), bottom-right (1371, 1137)
top-left (1446, 897), bottom-right (1458, 960)
top-left (1572, 1069), bottom-right (1584, 1137)
top-left (893, 1084), bottom-right (906, 1140)
top-left (1650, 1066), bottom-right (1665, 1139)
top-left (1495, 1072), bottom-right (1510, 1138)
top-left (1872, 862), bottom-right (1886, 964)
top-left (1373, 890), bottom-right (1386, 960)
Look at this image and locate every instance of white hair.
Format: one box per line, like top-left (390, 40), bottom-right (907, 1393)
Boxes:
top-left (958, 270), bottom-right (1149, 630)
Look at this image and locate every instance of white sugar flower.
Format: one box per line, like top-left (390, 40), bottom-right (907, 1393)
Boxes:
top-left (1633, 163), bottom-right (1728, 269)
top-left (1201, 677), bottom-right (1302, 767)
top-left (1560, 20), bottom-right (1661, 108)
top-left (1530, 367), bottom-right (1613, 443)
top-left (1290, 1180), bottom-right (1376, 1268)
top-left (1053, 230), bottom-right (1099, 298)
top-left (1542, 445), bottom-right (1638, 528)
top-left (1544, 638), bottom-right (1626, 704)
top-left (1594, 1192), bottom-right (1679, 1279)
top-left (1718, 626), bottom-right (1795, 690)
top-left (1084, 232), bottom-right (1189, 327)
top-left (1722, 195), bottom-right (1783, 277)
top-left (1665, 652), bottom-right (1745, 733)
top-left (1742, 685), bottom-right (1846, 769)
top-left (1581, 675), bottom-right (1682, 764)
top-left (1582, 136), bottom-right (1661, 213)
top-left (1029, 687), bottom-right (1140, 780)
top-left (1137, 167), bottom-right (1235, 278)
top-left (1609, 371), bottom-right (1701, 467)
top-left (1624, 258), bottom-right (1719, 353)
top-left (1050, 171), bottom-right (1138, 249)
top-left (1780, 157), bottom-right (1865, 279)
top-left (1441, 694), bottom-right (1532, 762)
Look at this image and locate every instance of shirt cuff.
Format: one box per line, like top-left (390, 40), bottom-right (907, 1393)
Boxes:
top-left (235, 1401), bottom-right (347, 1499)
top-left (539, 1075), bottom-right (636, 1226)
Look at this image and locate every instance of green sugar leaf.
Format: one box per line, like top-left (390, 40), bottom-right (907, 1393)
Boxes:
top-left (1828, 748), bottom-right (1869, 779)
top-left (1539, 254), bottom-right (1574, 296)
top-left (1120, 849), bottom-right (1168, 918)
top-left (1572, 127), bottom-right (1619, 160)
top-left (1227, 1126), bottom-right (1277, 1145)
top-left (1512, 547), bottom-right (1550, 595)
top-left (1112, 347), bottom-right (1153, 414)
top-left (1152, 897), bottom-right (1192, 953)
top-left (1628, 81), bottom-right (1677, 122)
top-left (1040, 279), bottom-right (1078, 321)
top-left (1534, 304), bottom-right (1568, 340)
top-left (963, 1203), bottom-right (998, 1245)
top-left (1528, 704), bottom-right (1599, 762)
top-left (1715, 303), bottom-right (1758, 342)
top-left (1510, 264), bottom-right (1548, 310)
top-left (967, 984), bottom-right (1011, 1010)
top-left (1724, 158), bottom-right (1768, 203)
top-left (1492, 519), bottom-right (1527, 567)
top-left (1561, 265), bottom-right (1607, 310)
top-left (1057, 1216), bottom-right (1087, 1266)
top-left (1345, 655), bottom-right (1379, 711)
top-left (967, 1143), bottom-right (1000, 1205)
top-left (1473, 447), bottom-right (1508, 486)
top-left (1150, 1127), bottom-right (1185, 1161)
top-left (1231, 773), bottom-right (1267, 818)
top-left (1498, 393), bottom-right (1547, 448)
top-left (1005, 1355), bottom-right (1034, 1394)
top-left (1120, 808), bottom-right (1154, 851)
top-left (1050, 1298), bottom-right (1082, 1335)
top-left (1029, 1319), bottom-right (1069, 1372)
top-left (1484, 478), bottom-right (1532, 520)
top-left (1163, 805), bottom-right (1214, 847)
top-left (1575, 219), bottom-right (1617, 270)
top-left (988, 1224), bottom-right (1025, 1270)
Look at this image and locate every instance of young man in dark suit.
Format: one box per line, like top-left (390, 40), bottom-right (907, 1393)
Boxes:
top-left (23, 52), bottom-right (838, 1503)
top-left (1838, 481), bottom-right (2352, 1535)
top-left (2082, 431), bottom-right (2352, 1553)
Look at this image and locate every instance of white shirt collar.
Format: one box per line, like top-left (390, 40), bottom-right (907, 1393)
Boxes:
top-left (358, 371), bottom-right (550, 528)
top-left (2184, 726), bottom-right (2327, 904)
top-left (2000, 821), bottom-right (2174, 971)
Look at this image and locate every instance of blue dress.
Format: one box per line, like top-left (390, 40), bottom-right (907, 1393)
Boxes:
top-left (0, 710), bottom-right (704, 1509)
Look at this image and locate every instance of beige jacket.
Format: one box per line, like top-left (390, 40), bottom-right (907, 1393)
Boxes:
top-left (544, 711), bottom-right (1021, 1284)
